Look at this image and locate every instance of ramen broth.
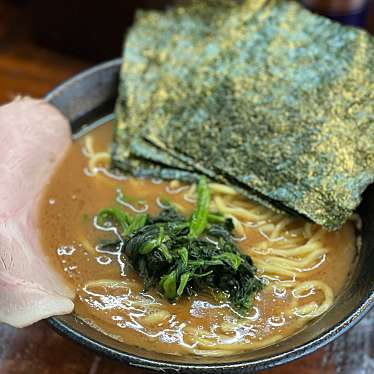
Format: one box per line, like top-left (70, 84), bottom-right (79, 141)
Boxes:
top-left (38, 121), bottom-right (357, 356)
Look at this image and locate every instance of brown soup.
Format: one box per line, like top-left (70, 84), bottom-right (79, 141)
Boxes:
top-left (38, 120), bottom-right (357, 357)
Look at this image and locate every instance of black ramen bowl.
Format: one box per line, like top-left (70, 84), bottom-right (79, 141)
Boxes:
top-left (46, 59), bottom-right (374, 373)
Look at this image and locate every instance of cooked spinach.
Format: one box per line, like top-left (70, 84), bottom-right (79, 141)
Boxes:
top-left (188, 177), bottom-right (210, 238)
top-left (97, 207), bottom-right (131, 235)
top-left (125, 213), bottom-right (148, 236)
top-left (96, 179), bottom-right (264, 313)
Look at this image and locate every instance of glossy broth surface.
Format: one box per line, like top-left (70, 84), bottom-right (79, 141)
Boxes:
top-left (38, 121), bottom-right (357, 356)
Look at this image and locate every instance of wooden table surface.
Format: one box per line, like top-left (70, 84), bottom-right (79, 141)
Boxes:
top-left (1, 4), bottom-right (374, 374)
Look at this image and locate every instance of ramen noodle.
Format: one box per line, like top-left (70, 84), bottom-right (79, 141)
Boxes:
top-left (38, 121), bottom-right (357, 357)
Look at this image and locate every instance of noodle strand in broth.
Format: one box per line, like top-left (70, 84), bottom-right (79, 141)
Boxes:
top-left (38, 121), bottom-right (357, 357)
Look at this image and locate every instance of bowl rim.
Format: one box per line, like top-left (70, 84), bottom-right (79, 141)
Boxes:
top-left (46, 58), bottom-right (374, 373)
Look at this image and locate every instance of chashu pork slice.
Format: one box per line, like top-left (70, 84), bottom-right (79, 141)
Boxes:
top-left (0, 97), bottom-right (74, 327)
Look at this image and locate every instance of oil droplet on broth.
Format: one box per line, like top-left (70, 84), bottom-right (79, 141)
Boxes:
top-left (96, 256), bottom-right (112, 265)
top-left (57, 246), bottom-right (76, 256)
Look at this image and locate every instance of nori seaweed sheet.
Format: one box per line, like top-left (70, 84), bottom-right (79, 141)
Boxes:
top-left (113, 0), bottom-right (266, 180)
top-left (114, 0), bottom-right (374, 230)
top-left (115, 73), bottom-right (290, 214)
top-left (114, 91), bottom-right (198, 182)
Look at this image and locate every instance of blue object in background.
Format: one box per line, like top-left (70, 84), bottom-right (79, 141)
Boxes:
top-left (302, 0), bottom-right (370, 28)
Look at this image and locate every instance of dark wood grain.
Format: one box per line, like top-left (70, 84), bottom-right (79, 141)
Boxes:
top-left (1, 1), bottom-right (374, 373)
top-left (0, 41), bottom-right (90, 103)
top-left (0, 0), bottom-right (90, 104)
